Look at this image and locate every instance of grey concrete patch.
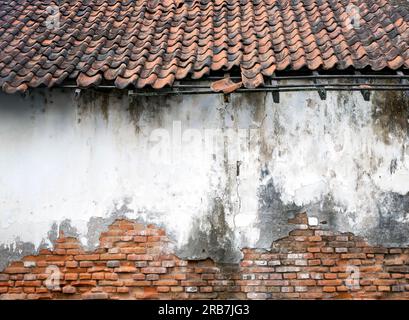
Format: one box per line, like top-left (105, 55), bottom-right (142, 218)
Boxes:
top-left (0, 241), bottom-right (35, 271)
top-left (256, 167), bottom-right (303, 248)
top-left (178, 197), bottom-right (242, 263)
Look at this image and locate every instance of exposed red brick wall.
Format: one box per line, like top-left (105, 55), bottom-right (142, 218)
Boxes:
top-left (0, 213), bottom-right (408, 300)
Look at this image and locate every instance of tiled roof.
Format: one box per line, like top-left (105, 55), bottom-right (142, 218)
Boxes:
top-left (0, 0), bottom-right (408, 94)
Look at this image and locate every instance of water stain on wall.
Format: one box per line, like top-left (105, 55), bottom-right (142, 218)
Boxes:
top-left (2, 87), bottom-right (409, 269)
top-left (179, 197), bottom-right (241, 263)
top-left (372, 90), bottom-right (409, 144)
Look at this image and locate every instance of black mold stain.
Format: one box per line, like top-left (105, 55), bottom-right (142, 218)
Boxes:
top-left (100, 92), bottom-right (109, 123)
top-left (256, 164), bottom-right (409, 248)
top-left (231, 92), bottom-right (266, 112)
top-left (177, 98), bottom-right (243, 264)
top-left (127, 95), bottom-right (183, 133)
top-left (128, 96), bottom-right (146, 133)
top-left (76, 89), bottom-right (96, 123)
top-left (206, 197), bottom-right (239, 262)
top-left (369, 191), bottom-right (409, 247)
top-left (178, 197), bottom-right (241, 264)
top-left (256, 167), bottom-right (303, 248)
top-left (255, 168), bottom-right (357, 248)
top-left (372, 91), bottom-right (409, 143)
top-left (75, 89), bottom-right (115, 124)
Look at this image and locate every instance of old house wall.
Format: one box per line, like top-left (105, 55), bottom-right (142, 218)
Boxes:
top-left (0, 86), bottom-right (408, 299)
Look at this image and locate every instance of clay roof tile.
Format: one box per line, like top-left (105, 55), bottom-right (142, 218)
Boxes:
top-left (0, 0), bottom-right (408, 92)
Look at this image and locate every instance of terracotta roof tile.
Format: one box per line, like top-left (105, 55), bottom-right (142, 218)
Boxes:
top-left (0, 0), bottom-right (408, 93)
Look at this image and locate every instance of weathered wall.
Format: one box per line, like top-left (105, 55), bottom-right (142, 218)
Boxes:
top-left (0, 85), bottom-right (409, 276)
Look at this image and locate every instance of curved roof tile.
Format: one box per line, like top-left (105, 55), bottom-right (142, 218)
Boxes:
top-left (0, 0), bottom-right (408, 93)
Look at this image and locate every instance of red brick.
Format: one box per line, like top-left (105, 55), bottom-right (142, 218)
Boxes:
top-left (65, 261), bottom-right (78, 268)
top-left (373, 279), bottom-right (396, 286)
top-left (135, 287), bottom-right (158, 299)
top-left (141, 267), bottom-right (167, 274)
top-left (62, 286), bottom-right (76, 294)
top-left (290, 280), bottom-right (316, 286)
top-left (157, 286), bottom-right (170, 293)
top-left (378, 286), bottom-right (391, 292)
top-left (318, 280), bottom-right (342, 286)
top-left (91, 273), bottom-right (105, 280)
top-left (71, 280), bottom-right (97, 287)
top-left (0, 274), bottom-right (10, 281)
top-left (21, 280), bottom-right (41, 287)
top-left (105, 273), bottom-right (119, 281)
top-left (322, 259), bottom-right (336, 266)
top-left (65, 273), bottom-right (78, 281)
top-left (300, 292), bottom-right (324, 299)
top-left (114, 266), bottom-right (137, 273)
top-left (308, 259), bottom-right (321, 266)
top-left (82, 292), bottom-right (109, 300)
top-left (128, 254), bottom-right (153, 261)
top-left (0, 293), bottom-right (27, 300)
top-left (263, 280), bottom-right (289, 286)
top-left (117, 287), bottom-right (129, 293)
top-left (240, 260), bottom-right (253, 267)
top-left (336, 286), bottom-right (349, 292)
top-left (123, 280), bottom-right (151, 287)
top-left (341, 253), bottom-right (366, 259)
top-left (74, 255), bottom-right (99, 261)
top-left (79, 261), bottom-right (94, 268)
top-left (154, 280), bottom-right (178, 286)
top-left (100, 254), bottom-right (126, 260)
top-left (4, 267), bottom-right (30, 274)
top-left (120, 247), bottom-right (146, 254)
top-left (133, 236), bottom-right (147, 242)
top-left (247, 292), bottom-right (268, 299)
top-left (0, 281), bottom-right (12, 287)
top-left (162, 261), bottom-right (176, 268)
top-left (181, 280), bottom-right (207, 287)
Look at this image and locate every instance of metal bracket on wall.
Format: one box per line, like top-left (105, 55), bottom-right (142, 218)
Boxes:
top-left (20, 89), bottom-right (29, 100)
top-left (397, 71), bottom-right (409, 97)
top-left (270, 75), bottom-right (280, 103)
top-left (171, 81), bottom-right (181, 96)
top-left (355, 71), bottom-right (371, 101)
top-left (128, 89), bottom-right (135, 103)
top-left (313, 71), bottom-right (327, 100)
top-left (74, 88), bottom-right (81, 100)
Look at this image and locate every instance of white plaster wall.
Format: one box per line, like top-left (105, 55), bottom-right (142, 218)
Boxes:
top-left (0, 87), bottom-right (408, 263)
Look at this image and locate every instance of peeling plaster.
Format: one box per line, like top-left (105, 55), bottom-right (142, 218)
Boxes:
top-left (1, 84), bottom-right (409, 269)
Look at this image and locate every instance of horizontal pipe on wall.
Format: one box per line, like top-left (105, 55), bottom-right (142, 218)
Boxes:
top-left (128, 87), bottom-right (409, 96)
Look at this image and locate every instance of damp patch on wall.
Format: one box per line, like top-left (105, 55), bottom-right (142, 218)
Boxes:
top-left (0, 86), bottom-right (409, 269)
